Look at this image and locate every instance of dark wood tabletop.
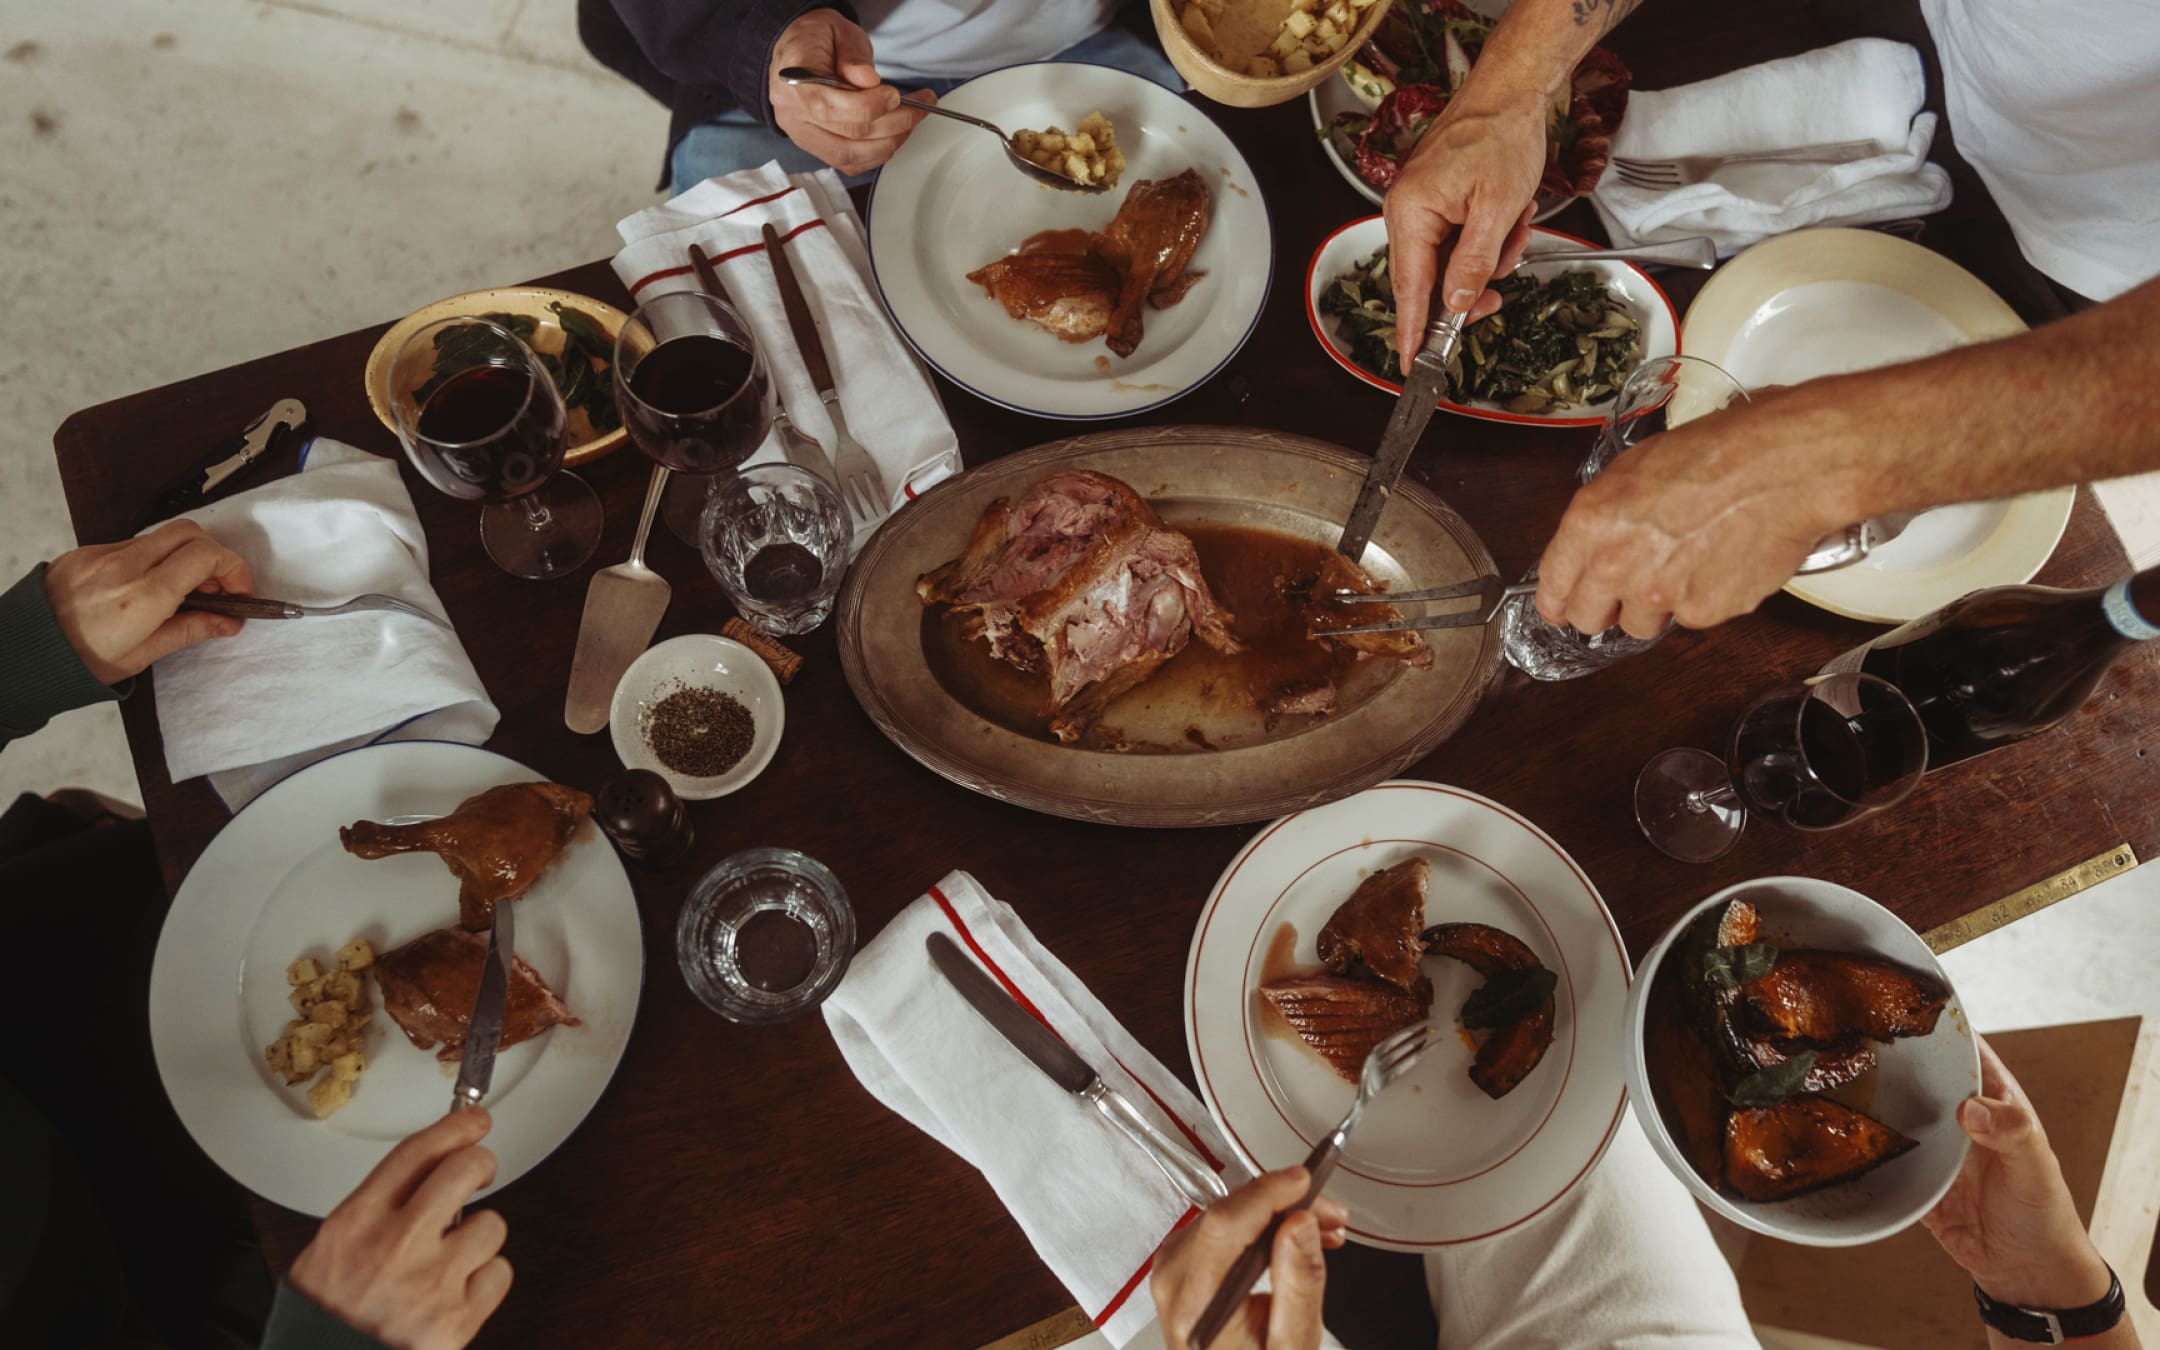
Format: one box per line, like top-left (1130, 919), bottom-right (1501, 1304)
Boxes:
top-left (50, 3), bottom-right (2157, 1347)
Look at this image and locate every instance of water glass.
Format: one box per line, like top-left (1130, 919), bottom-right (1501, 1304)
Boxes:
top-left (700, 464), bottom-right (850, 636)
top-left (677, 847), bottom-right (856, 1024)
top-left (1501, 355), bottom-right (1751, 680)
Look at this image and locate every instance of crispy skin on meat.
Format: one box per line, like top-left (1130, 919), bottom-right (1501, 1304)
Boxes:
top-left (1260, 976), bottom-right (1429, 1082)
top-left (372, 927), bottom-right (579, 1062)
top-left (1317, 859), bottom-right (1431, 996)
top-left (1092, 170), bottom-right (1212, 358)
top-left (1739, 951), bottom-right (1950, 1046)
top-left (340, 782), bottom-right (592, 930)
top-left (1282, 553), bottom-right (1432, 669)
top-left (917, 470), bottom-right (1240, 742)
top-left (1421, 921), bottom-right (1555, 1099)
top-left (1724, 1095), bottom-right (1917, 1202)
top-left (965, 250), bottom-right (1120, 343)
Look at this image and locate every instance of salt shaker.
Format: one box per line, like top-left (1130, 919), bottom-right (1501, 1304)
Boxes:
top-left (595, 769), bottom-right (694, 870)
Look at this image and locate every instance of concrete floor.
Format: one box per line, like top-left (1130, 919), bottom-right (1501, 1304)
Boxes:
top-left (0, 4), bottom-right (2154, 1340)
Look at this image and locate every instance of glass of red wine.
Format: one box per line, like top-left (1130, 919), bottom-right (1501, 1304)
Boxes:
top-left (612, 291), bottom-right (774, 545)
top-left (1634, 672), bottom-right (1929, 863)
top-left (389, 317), bottom-right (602, 580)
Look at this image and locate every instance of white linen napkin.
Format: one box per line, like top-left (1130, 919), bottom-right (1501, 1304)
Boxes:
top-left (823, 871), bottom-right (1248, 1347)
top-left (611, 163), bottom-right (962, 535)
top-left (151, 438), bottom-right (497, 809)
top-left (1590, 38), bottom-right (1953, 255)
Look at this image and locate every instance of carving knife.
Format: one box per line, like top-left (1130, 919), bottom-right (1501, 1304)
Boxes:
top-left (925, 933), bottom-right (1227, 1208)
top-left (138, 397), bottom-right (308, 530)
top-left (451, 898), bottom-right (516, 1113)
top-left (1337, 311), bottom-right (1468, 564)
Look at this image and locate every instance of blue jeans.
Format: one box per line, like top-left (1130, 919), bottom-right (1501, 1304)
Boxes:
top-left (669, 26), bottom-right (1187, 194)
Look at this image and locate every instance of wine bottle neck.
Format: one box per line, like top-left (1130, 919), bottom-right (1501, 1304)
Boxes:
top-left (2107, 568), bottom-right (2160, 641)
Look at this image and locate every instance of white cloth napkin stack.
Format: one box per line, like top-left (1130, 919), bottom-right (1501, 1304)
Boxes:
top-left (611, 163), bottom-right (962, 533)
top-left (152, 438), bottom-right (497, 809)
top-left (824, 871), bottom-right (1248, 1347)
top-left (1591, 38), bottom-right (1954, 256)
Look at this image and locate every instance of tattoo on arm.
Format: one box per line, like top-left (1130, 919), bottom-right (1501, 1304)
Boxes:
top-left (1570, 0), bottom-right (1642, 36)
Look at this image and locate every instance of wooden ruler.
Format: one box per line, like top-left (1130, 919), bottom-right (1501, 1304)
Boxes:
top-left (1922, 844), bottom-right (2140, 953)
top-left (975, 1308), bottom-right (1094, 1350)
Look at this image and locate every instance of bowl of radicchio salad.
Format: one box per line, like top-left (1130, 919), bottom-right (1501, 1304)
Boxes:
top-left (1310, 0), bottom-right (1630, 213)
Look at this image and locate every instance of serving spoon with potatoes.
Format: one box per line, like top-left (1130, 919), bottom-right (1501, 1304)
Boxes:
top-left (779, 68), bottom-right (1109, 193)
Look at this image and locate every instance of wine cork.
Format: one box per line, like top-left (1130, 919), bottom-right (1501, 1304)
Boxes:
top-left (723, 618), bottom-right (804, 685)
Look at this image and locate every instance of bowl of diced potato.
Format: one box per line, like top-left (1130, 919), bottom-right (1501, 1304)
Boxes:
top-left (1153, 0), bottom-right (1394, 107)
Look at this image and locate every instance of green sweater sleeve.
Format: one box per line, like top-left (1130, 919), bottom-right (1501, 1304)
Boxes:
top-left (261, 1280), bottom-right (391, 1350)
top-left (0, 565), bottom-right (120, 750)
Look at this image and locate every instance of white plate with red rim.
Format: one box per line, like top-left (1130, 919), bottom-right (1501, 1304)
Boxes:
top-left (1306, 216), bottom-right (1681, 429)
top-left (1185, 779), bottom-right (1631, 1248)
top-left (148, 741), bottom-right (643, 1217)
top-left (868, 61), bottom-right (1271, 420)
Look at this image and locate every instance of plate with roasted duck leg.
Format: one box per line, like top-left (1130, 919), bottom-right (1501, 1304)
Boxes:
top-left (149, 741), bottom-right (642, 1216)
top-left (868, 62), bottom-right (1270, 419)
top-left (1625, 876), bottom-right (1978, 1246)
top-left (838, 425), bottom-right (1505, 827)
top-left (1185, 780), bottom-right (1631, 1247)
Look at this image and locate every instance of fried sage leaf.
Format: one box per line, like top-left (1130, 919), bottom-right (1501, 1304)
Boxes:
top-left (1461, 965), bottom-right (1559, 1030)
top-left (1700, 942), bottom-right (1780, 991)
top-left (1728, 1050), bottom-right (1820, 1107)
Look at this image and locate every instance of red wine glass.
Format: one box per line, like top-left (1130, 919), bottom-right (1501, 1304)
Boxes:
top-left (612, 290), bottom-right (775, 546)
top-left (389, 317), bottom-right (601, 580)
top-left (1635, 672), bottom-right (1929, 862)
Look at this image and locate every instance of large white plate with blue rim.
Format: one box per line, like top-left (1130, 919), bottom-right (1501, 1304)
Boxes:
top-left (869, 61), bottom-right (1270, 420)
top-left (149, 741), bottom-right (642, 1217)
top-left (1186, 780), bottom-right (1631, 1248)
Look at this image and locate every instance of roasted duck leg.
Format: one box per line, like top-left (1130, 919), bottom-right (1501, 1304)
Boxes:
top-left (965, 250), bottom-right (1120, 343)
top-left (341, 781), bottom-right (593, 930)
top-left (1092, 169), bottom-right (1213, 358)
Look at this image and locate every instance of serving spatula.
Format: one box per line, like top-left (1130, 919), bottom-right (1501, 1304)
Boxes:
top-left (563, 467), bottom-right (671, 733)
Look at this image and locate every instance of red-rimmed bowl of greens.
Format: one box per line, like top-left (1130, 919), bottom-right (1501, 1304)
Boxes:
top-left (1304, 216), bottom-right (1680, 428)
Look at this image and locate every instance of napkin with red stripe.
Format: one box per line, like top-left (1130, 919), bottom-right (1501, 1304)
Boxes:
top-left (823, 871), bottom-right (1247, 1346)
top-left (610, 163), bottom-right (961, 527)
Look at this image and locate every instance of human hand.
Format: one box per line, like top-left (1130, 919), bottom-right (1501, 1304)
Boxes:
top-left (767, 7), bottom-right (932, 175)
top-left (1151, 1168), bottom-right (1350, 1350)
top-left (1923, 1037), bottom-right (2113, 1310)
top-left (42, 519), bottom-right (254, 685)
top-left (1382, 90), bottom-right (1544, 367)
top-left (288, 1110), bottom-right (512, 1350)
top-left (1533, 387), bottom-right (1863, 637)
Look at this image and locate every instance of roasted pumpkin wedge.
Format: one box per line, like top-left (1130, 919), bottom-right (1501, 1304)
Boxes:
top-left (1644, 967), bottom-right (1728, 1185)
top-left (1724, 1094), bottom-right (1918, 1202)
top-left (1739, 951), bottom-right (1950, 1046)
top-left (1421, 921), bottom-right (1555, 1099)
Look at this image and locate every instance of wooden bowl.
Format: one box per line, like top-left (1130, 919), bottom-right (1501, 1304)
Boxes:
top-left (1151, 0), bottom-right (1395, 108)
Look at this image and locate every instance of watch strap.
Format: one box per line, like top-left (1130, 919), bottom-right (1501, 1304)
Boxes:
top-left (1974, 1267), bottom-right (2125, 1344)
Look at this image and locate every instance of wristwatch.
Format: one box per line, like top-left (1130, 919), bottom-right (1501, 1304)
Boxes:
top-left (1974, 1267), bottom-right (2125, 1344)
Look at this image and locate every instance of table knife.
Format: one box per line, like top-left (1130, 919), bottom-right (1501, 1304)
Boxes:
top-left (761, 222), bottom-right (889, 509)
top-left (139, 397), bottom-right (308, 530)
top-left (1337, 311), bottom-right (1467, 564)
top-left (926, 933), bottom-right (1228, 1208)
top-left (692, 241), bottom-right (841, 486)
top-left (452, 898), bottom-right (516, 1112)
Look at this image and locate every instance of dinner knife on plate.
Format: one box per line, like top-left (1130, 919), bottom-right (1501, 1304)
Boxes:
top-left (139, 397), bottom-right (308, 530)
top-left (1337, 310), bottom-right (1468, 564)
top-left (451, 898), bottom-right (516, 1112)
top-left (926, 934), bottom-right (1228, 1208)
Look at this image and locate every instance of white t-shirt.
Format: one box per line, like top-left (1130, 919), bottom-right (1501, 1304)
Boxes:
top-left (1921, 0), bottom-right (2160, 300)
top-left (857, 0), bottom-right (1121, 82)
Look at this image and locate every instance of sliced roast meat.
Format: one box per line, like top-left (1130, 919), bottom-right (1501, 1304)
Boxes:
top-left (373, 927), bottom-right (580, 1062)
top-left (1260, 975), bottom-right (1430, 1083)
top-left (1317, 858), bottom-right (1430, 996)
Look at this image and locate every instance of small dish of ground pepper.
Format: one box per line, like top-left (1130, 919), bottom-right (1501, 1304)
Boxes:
top-left (609, 634), bottom-right (786, 799)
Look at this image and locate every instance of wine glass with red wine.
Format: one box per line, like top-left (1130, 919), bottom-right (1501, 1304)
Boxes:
top-left (612, 291), bottom-right (775, 545)
top-left (389, 317), bottom-right (602, 580)
top-left (1634, 672), bottom-right (1929, 863)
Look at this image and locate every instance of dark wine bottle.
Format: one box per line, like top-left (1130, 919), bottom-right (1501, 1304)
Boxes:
top-left (1821, 567), bottom-right (2160, 770)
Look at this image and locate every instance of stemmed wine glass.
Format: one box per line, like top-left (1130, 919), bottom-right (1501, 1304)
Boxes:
top-left (1635, 672), bottom-right (1930, 863)
top-left (390, 317), bottom-right (603, 580)
top-left (612, 290), bottom-right (775, 545)
top-left (1501, 354), bottom-right (1751, 679)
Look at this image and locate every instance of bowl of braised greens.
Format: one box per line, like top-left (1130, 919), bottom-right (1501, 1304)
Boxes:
top-left (1304, 216), bottom-right (1679, 427)
top-left (366, 286), bottom-right (631, 466)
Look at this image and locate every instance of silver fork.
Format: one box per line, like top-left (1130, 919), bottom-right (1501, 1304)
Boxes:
top-left (1188, 1021), bottom-right (1439, 1349)
top-left (1321, 575), bottom-right (1537, 636)
top-left (179, 591), bottom-right (450, 629)
top-left (826, 403), bottom-right (891, 530)
top-left (1609, 138), bottom-right (1884, 190)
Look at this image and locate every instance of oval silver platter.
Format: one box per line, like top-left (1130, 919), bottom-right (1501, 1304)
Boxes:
top-left (836, 425), bottom-right (1503, 827)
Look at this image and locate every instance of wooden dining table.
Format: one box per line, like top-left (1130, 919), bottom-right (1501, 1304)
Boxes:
top-left (49, 2), bottom-right (2158, 1346)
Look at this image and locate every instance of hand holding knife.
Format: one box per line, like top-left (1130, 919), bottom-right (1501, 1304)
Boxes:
top-left (1337, 310), bottom-right (1468, 564)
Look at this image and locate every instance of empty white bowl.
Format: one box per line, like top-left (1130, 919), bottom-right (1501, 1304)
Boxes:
top-left (609, 634), bottom-right (785, 800)
top-left (1621, 876), bottom-right (1979, 1247)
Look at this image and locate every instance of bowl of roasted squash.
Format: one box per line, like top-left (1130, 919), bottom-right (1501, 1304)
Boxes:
top-left (1623, 877), bottom-right (1979, 1246)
